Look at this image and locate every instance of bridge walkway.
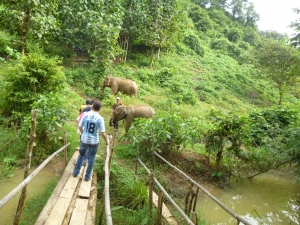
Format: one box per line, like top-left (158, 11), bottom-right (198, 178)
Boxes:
top-left (35, 151), bottom-right (97, 225)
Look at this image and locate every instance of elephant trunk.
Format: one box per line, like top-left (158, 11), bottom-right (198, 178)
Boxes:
top-left (101, 83), bottom-right (105, 95)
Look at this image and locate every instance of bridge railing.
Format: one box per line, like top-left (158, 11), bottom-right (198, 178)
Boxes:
top-left (138, 151), bottom-right (252, 225)
top-left (0, 143), bottom-right (70, 209)
top-left (99, 131), bottom-right (117, 225)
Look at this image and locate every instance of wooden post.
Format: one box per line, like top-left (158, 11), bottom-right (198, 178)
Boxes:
top-left (187, 183), bottom-right (195, 216)
top-left (192, 212), bottom-right (198, 225)
top-left (148, 173), bottom-right (154, 210)
top-left (13, 110), bottom-right (38, 225)
top-left (156, 191), bottom-right (163, 225)
top-left (64, 130), bottom-right (68, 165)
top-left (184, 182), bottom-right (191, 214)
top-left (192, 187), bottom-right (199, 212)
top-left (151, 129), bottom-right (155, 170)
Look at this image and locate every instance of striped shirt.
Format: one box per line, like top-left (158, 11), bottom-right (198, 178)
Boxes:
top-left (79, 111), bottom-right (105, 145)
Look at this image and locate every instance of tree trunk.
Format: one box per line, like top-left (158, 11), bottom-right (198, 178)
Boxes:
top-left (13, 110), bottom-right (38, 225)
top-left (215, 148), bottom-right (223, 172)
top-left (278, 83), bottom-right (283, 105)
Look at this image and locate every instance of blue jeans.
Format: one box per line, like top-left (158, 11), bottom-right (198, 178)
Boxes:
top-left (73, 142), bottom-right (98, 181)
top-left (83, 149), bottom-right (89, 166)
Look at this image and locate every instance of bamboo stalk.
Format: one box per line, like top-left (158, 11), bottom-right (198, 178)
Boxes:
top-left (192, 187), bottom-right (199, 212)
top-left (104, 145), bottom-right (113, 225)
top-left (149, 173), bottom-right (154, 210)
top-left (13, 110), bottom-right (38, 225)
top-left (192, 212), bottom-right (198, 225)
top-left (64, 130), bottom-right (68, 165)
top-left (156, 191), bottom-right (163, 225)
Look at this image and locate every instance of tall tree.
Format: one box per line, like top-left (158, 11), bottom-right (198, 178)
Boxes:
top-left (118, 0), bottom-right (144, 62)
top-left (252, 39), bottom-right (300, 105)
top-left (290, 8), bottom-right (300, 48)
top-left (0, 0), bottom-right (59, 54)
top-left (58, 0), bottom-right (124, 69)
top-left (140, 0), bottom-right (189, 66)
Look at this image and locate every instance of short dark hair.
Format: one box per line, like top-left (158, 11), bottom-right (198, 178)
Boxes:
top-left (86, 99), bottom-right (91, 104)
top-left (92, 101), bottom-right (102, 111)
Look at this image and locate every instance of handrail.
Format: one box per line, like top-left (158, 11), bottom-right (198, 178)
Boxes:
top-left (0, 143), bottom-right (70, 209)
top-left (153, 151), bottom-right (252, 225)
top-left (104, 144), bottom-right (113, 225)
top-left (137, 158), bottom-right (195, 225)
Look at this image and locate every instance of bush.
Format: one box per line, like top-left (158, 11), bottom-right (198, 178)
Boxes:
top-left (183, 33), bottom-right (205, 56)
top-left (120, 110), bottom-right (202, 161)
top-left (18, 92), bottom-right (69, 159)
top-left (247, 107), bottom-right (298, 146)
top-left (1, 53), bottom-right (66, 121)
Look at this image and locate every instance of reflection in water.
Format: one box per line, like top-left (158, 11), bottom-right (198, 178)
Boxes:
top-left (196, 171), bottom-right (300, 225)
top-left (0, 167), bottom-right (58, 225)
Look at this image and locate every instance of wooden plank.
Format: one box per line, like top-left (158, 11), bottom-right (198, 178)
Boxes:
top-left (78, 166), bottom-right (93, 198)
top-left (35, 150), bottom-right (79, 225)
top-left (60, 172), bottom-right (82, 198)
top-left (44, 197), bottom-right (71, 225)
top-left (69, 198), bottom-right (89, 225)
top-left (44, 166), bottom-right (84, 224)
top-left (85, 172), bottom-right (97, 225)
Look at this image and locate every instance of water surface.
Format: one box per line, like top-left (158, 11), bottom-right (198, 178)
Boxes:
top-left (0, 167), bottom-right (58, 225)
top-left (196, 170), bottom-right (300, 224)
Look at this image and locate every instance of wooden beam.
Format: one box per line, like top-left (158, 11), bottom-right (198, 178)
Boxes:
top-left (69, 198), bottom-right (89, 225)
top-left (35, 151), bottom-right (78, 225)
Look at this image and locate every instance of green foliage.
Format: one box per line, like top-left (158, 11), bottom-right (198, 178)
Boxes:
top-left (18, 93), bottom-right (69, 159)
top-left (226, 26), bottom-right (243, 43)
top-left (247, 107), bottom-right (298, 146)
top-left (173, 42), bottom-right (197, 56)
top-left (188, 5), bottom-right (213, 32)
top-left (243, 26), bottom-right (261, 46)
top-left (211, 38), bottom-right (241, 60)
top-left (251, 39), bottom-right (300, 105)
top-left (183, 32), bottom-right (205, 56)
top-left (0, 0), bottom-right (59, 53)
top-left (64, 66), bottom-right (105, 98)
top-left (0, 157), bottom-right (17, 179)
top-left (20, 178), bottom-right (59, 224)
top-left (204, 110), bottom-right (248, 171)
top-left (1, 53), bottom-right (66, 119)
top-left (121, 110), bottom-right (203, 161)
top-left (108, 162), bottom-right (148, 209)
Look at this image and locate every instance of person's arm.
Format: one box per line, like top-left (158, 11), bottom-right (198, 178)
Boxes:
top-left (79, 127), bottom-right (84, 134)
top-left (101, 132), bottom-right (110, 145)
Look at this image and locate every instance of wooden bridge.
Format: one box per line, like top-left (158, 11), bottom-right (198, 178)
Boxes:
top-left (35, 151), bottom-right (97, 225)
top-left (0, 110), bottom-right (252, 225)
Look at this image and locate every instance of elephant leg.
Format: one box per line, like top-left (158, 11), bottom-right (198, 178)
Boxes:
top-left (111, 86), bottom-right (118, 95)
top-left (125, 118), bottom-right (133, 133)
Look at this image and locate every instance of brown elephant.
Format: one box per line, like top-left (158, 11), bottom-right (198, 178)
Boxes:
top-left (101, 76), bottom-right (138, 98)
top-left (110, 105), bottom-right (155, 133)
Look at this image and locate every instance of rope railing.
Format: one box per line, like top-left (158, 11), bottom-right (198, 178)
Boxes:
top-left (153, 151), bottom-right (252, 225)
top-left (0, 143), bottom-right (70, 209)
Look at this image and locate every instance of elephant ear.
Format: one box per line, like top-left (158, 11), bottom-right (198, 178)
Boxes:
top-left (120, 106), bottom-right (128, 118)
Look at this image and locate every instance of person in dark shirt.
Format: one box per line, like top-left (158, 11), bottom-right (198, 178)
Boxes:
top-left (82, 100), bottom-right (94, 113)
top-left (111, 97), bottom-right (122, 130)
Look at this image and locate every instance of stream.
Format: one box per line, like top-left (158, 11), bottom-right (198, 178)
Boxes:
top-left (0, 167), bottom-right (59, 225)
top-left (196, 170), bottom-right (300, 224)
